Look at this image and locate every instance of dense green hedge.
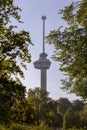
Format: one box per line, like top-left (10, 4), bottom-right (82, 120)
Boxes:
top-left (68, 128), bottom-right (86, 130)
top-left (0, 124), bottom-right (86, 130)
top-left (0, 124), bottom-right (53, 130)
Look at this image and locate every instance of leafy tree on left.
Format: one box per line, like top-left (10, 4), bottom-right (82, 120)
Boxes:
top-left (0, 76), bottom-right (26, 124)
top-left (0, 0), bottom-right (32, 125)
top-left (0, 0), bottom-right (32, 78)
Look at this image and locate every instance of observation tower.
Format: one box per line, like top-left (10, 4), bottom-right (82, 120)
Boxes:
top-left (33, 16), bottom-right (51, 90)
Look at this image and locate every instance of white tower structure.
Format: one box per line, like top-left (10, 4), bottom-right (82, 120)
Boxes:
top-left (33, 16), bottom-right (51, 90)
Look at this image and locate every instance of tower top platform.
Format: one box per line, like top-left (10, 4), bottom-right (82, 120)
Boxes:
top-left (42, 16), bottom-right (46, 20)
top-left (33, 52), bottom-right (51, 70)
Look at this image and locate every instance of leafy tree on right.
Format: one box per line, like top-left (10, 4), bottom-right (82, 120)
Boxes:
top-left (47, 0), bottom-right (87, 100)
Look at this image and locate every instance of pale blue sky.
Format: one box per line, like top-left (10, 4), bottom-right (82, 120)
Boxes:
top-left (14, 0), bottom-right (79, 101)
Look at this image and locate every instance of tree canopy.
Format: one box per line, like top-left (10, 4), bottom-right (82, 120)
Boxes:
top-left (47, 0), bottom-right (87, 100)
top-left (0, 0), bottom-right (32, 80)
top-left (0, 0), bottom-right (32, 125)
top-left (28, 87), bottom-right (51, 125)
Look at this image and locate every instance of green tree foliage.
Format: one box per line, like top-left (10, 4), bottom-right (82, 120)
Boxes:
top-left (63, 108), bottom-right (80, 129)
top-left (11, 98), bottom-right (35, 125)
top-left (0, 76), bottom-right (26, 125)
top-left (0, 123), bottom-right (53, 130)
top-left (63, 100), bottom-right (86, 129)
top-left (56, 97), bottom-right (71, 115)
top-left (79, 104), bottom-right (87, 128)
top-left (28, 87), bottom-right (51, 125)
top-left (47, 0), bottom-right (87, 99)
top-left (0, 0), bottom-right (32, 125)
top-left (28, 88), bottom-right (63, 128)
top-left (0, 0), bottom-right (32, 79)
top-left (71, 100), bottom-right (84, 112)
top-left (45, 100), bottom-right (62, 128)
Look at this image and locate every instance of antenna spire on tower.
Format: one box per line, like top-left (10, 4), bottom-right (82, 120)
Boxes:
top-left (42, 16), bottom-right (46, 53)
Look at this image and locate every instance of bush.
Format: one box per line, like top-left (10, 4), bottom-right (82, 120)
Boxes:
top-left (0, 125), bottom-right (8, 130)
top-left (0, 124), bottom-right (52, 130)
top-left (69, 127), bottom-right (84, 130)
top-left (9, 123), bottom-right (29, 130)
top-left (0, 124), bottom-right (29, 130)
top-left (31, 124), bottom-right (53, 130)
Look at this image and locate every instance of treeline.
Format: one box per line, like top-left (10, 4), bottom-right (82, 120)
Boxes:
top-left (0, 82), bottom-right (87, 129)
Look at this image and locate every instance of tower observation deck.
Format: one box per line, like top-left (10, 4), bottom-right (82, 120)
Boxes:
top-left (33, 16), bottom-right (51, 90)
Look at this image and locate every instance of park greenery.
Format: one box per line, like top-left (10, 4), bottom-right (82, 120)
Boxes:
top-left (0, 0), bottom-right (87, 130)
top-left (0, 87), bottom-right (87, 129)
